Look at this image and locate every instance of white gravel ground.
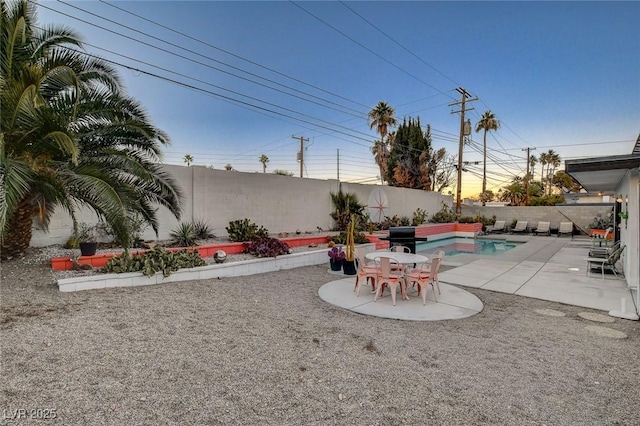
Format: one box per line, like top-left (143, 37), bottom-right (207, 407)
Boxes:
top-left (1, 246), bottom-right (639, 425)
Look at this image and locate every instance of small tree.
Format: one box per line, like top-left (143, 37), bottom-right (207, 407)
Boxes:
top-left (183, 154), bottom-right (194, 167)
top-left (259, 154), bottom-right (269, 173)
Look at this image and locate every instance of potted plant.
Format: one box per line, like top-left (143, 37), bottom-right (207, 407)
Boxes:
top-left (589, 213), bottom-right (613, 239)
top-left (343, 215), bottom-right (357, 275)
top-left (76, 223), bottom-right (98, 256)
top-left (328, 246), bottom-right (345, 271)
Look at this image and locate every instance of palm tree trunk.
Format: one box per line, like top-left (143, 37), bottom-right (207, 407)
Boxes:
top-left (1, 198), bottom-right (34, 259)
top-left (482, 130), bottom-right (487, 206)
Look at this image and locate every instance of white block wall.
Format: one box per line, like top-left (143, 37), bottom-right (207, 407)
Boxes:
top-left (31, 165), bottom-right (451, 246)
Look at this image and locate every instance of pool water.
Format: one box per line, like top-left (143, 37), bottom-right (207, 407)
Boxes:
top-left (416, 238), bottom-right (522, 256)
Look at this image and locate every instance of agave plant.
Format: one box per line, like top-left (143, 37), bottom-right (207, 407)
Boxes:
top-left (169, 222), bottom-right (197, 247)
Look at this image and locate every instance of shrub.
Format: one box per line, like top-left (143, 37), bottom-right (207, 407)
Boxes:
top-left (380, 215), bottom-right (410, 229)
top-left (169, 222), bottom-right (198, 247)
top-left (192, 219), bottom-right (215, 239)
top-left (243, 238), bottom-right (290, 257)
top-left (330, 191), bottom-right (365, 231)
top-left (457, 216), bottom-right (477, 224)
top-left (328, 231), bottom-right (369, 245)
top-left (429, 202), bottom-right (456, 223)
top-left (102, 245), bottom-right (206, 277)
top-left (412, 208), bottom-right (428, 226)
top-left (97, 212), bottom-right (148, 248)
top-left (226, 218), bottom-right (269, 242)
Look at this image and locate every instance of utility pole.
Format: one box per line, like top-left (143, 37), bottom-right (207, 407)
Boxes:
top-left (292, 135), bottom-right (308, 177)
top-left (522, 147), bottom-right (536, 205)
top-left (449, 87), bottom-right (477, 218)
top-left (337, 149), bottom-right (340, 182)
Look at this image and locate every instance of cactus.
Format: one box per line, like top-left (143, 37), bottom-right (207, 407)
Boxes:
top-left (345, 214), bottom-right (356, 262)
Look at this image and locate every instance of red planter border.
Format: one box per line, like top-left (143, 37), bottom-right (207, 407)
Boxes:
top-left (51, 225), bottom-right (484, 271)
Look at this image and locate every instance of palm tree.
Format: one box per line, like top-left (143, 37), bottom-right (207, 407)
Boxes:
top-left (370, 140), bottom-right (389, 184)
top-left (529, 154), bottom-right (537, 180)
top-left (368, 101), bottom-right (396, 183)
top-left (539, 150), bottom-right (561, 196)
top-left (183, 154), bottom-right (193, 167)
top-left (546, 150), bottom-right (561, 195)
top-left (1, 0), bottom-right (182, 257)
top-left (538, 151), bottom-right (548, 189)
top-left (258, 154), bottom-right (269, 173)
top-left (475, 111), bottom-right (500, 205)
top-left (499, 177), bottom-right (526, 206)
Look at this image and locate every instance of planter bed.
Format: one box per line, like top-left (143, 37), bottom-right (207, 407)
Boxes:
top-left (51, 235), bottom-right (332, 271)
top-left (57, 243), bottom-right (377, 293)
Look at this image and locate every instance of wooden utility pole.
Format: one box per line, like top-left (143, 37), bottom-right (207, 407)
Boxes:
top-left (449, 88), bottom-right (477, 218)
top-left (522, 147), bottom-right (536, 205)
top-left (292, 135), bottom-right (308, 177)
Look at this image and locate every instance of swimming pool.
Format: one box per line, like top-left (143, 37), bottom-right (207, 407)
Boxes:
top-left (416, 238), bottom-right (522, 256)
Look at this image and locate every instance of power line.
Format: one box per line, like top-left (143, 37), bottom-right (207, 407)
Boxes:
top-left (289, 1), bottom-right (450, 97)
top-left (97, 0), bottom-right (371, 110)
top-left (43, 0), bottom-right (368, 118)
top-left (338, 1), bottom-right (461, 91)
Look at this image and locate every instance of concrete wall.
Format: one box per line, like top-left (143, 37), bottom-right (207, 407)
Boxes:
top-left (461, 204), bottom-right (615, 233)
top-left (30, 165), bottom-right (452, 247)
top-left (616, 169), bottom-right (639, 293)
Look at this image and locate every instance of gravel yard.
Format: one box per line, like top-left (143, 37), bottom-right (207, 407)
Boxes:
top-left (1, 247), bottom-right (639, 425)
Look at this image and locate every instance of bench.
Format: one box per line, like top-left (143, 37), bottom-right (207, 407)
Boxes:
top-left (586, 244), bottom-right (625, 279)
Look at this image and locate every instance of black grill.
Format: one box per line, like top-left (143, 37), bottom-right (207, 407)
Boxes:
top-left (379, 226), bottom-right (428, 253)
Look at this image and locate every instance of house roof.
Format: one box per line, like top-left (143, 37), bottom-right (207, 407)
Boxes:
top-left (565, 134), bottom-right (640, 193)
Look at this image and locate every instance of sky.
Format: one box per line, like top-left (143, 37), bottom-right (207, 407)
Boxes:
top-left (35, 0), bottom-right (640, 198)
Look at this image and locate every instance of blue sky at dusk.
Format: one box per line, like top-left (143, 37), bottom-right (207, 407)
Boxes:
top-left (36, 1), bottom-right (639, 197)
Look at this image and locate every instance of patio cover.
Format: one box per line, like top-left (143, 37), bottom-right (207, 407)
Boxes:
top-left (565, 134), bottom-right (640, 192)
top-left (565, 134), bottom-right (640, 318)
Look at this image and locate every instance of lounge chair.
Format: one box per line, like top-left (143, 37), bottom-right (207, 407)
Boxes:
top-left (586, 244), bottom-right (625, 279)
top-left (486, 220), bottom-right (506, 234)
top-left (558, 222), bottom-right (574, 238)
top-left (510, 220), bottom-right (528, 234)
top-left (588, 240), bottom-right (620, 258)
top-left (533, 221), bottom-right (550, 236)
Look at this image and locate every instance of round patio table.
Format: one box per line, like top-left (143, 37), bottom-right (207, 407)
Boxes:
top-left (365, 250), bottom-right (429, 300)
top-left (365, 250), bottom-right (428, 265)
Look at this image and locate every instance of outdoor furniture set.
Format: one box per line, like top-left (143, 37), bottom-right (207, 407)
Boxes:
top-left (353, 247), bottom-right (444, 306)
top-left (586, 240), bottom-right (625, 279)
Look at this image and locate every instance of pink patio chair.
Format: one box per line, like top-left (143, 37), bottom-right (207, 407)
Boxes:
top-left (354, 250), bottom-right (380, 296)
top-left (405, 255), bottom-right (442, 305)
top-left (373, 256), bottom-right (405, 306)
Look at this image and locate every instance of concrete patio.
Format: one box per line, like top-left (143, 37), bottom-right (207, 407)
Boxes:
top-left (319, 235), bottom-right (638, 321)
